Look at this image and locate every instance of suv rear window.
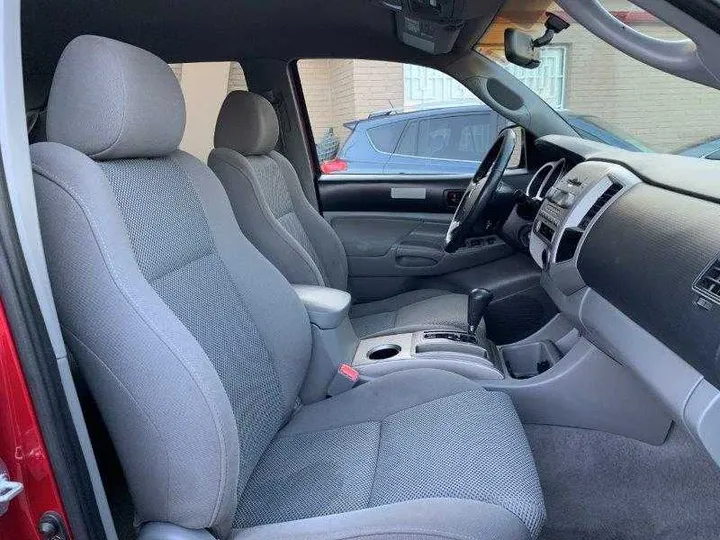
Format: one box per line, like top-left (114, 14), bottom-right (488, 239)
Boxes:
top-left (367, 122), bottom-right (406, 153)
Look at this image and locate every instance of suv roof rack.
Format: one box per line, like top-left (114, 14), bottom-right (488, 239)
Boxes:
top-left (343, 100), bottom-right (486, 130)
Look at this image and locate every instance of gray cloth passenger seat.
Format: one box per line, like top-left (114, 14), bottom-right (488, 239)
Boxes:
top-left (31, 35), bottom-right (545, 540)
top-left (208, 91), bottom-right (473, 338)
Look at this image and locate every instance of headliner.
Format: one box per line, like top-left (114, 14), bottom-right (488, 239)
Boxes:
top-left (21, 0), bottom-right (501, 110)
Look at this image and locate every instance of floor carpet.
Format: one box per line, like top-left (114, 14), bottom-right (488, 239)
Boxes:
top-left (526, 424), bottom-right (720, 540)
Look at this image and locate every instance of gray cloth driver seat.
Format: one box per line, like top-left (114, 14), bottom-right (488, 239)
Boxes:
top-left (208, 91), bottom-right (471, 338)
top-left (32, 35), bottom-right (545, 540)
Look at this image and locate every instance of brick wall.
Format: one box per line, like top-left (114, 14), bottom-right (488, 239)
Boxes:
top-left (227, 62), bottom-right (248, 92)
top-left (178, 62), bottom-right (232, 160)
top-left (349, 60), bottom-right (404, 123)
top-left (298, 59), bottom-right (404, 143)
top-left (329, 59), bottom-right (359, 143)
top-left (298, 59), bottom-right (343, 141)
top-left (557, 23), bottom-right (720, 153)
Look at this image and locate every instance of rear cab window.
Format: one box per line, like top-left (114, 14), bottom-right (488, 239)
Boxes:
top-left (296, 59), bottom-right (523, 178)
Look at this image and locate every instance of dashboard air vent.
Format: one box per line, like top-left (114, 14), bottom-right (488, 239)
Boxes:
top-left (693, 257), bottom-right (720, 306)
top-left (579, 182), bottom-right (622, 229)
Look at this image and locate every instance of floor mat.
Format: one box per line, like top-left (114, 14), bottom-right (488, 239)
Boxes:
top-left (526, 424), bottom-right (720, 540)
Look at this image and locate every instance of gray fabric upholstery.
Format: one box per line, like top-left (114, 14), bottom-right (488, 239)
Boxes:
top-left (98, 153), bottom-right (311, 496)
top-left (350, 289), bottom-right (469, 338)
top-left (34, 36), bottom-right (544, 540)
top-left (32, 143), bottom-right (241, 535)
top-left (214, 91), bottom-right (280, 156)
top-left (208, 147), bottom-right (348, 290)
top-left (237, 369), bottom-right (545, 538)
top-left (230, 499), bottom-right (531, 540)
top-left (46, 35), bottom-right (184, 159)
top-left (271, 151), bottom-right (350, 290)
top-left (210, 95), bottom-right (471, 337)
top-left (33, 142), bottom-right (314, 535)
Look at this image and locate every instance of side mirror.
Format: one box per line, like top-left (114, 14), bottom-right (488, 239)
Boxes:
top-left (504, 29), bottom-right (540, 69)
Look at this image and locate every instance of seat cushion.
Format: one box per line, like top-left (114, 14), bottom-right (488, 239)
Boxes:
top-left (349, 289), bottom-right (470, 338)
top-left (235, 369), bottom-right (545, 539)
top-left (230, 499), bottom-right (532, 540)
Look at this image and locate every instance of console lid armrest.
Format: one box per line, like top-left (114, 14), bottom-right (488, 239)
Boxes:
top-left (292, 285), bottom-right (352, 329)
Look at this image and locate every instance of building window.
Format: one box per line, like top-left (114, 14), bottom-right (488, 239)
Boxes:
top-left (403, 64), bottom-right (479, 107)
top-left (504, 46), bottom-right (567, 109)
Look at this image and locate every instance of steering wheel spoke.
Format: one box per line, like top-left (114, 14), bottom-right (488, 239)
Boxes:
top-left (444, 129), bottom-right (517, 253)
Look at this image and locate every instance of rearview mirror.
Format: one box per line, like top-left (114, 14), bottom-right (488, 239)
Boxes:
top-left (504, 28), bottom-right (540, 69)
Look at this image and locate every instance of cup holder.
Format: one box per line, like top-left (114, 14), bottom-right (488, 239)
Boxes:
top-left (367, 344), bottom-right (401, 361)
top-left (501, 341), bottom-right (561, 379)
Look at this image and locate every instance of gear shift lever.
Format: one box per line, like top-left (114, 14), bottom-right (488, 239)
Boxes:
top-left (468, 288), bottom-right (493, 335)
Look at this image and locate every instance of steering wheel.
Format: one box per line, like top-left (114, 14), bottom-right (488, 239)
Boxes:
top-left (444, 129), bottom-right (517, 253)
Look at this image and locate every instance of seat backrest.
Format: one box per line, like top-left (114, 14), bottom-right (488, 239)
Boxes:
top-left (32, 35), bottom-right (311, 536)
top-left (208, 91), bottom-right (348, 291)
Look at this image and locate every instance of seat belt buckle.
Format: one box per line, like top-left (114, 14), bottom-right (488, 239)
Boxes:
top-left (327, 363), bottom-right (360, 397)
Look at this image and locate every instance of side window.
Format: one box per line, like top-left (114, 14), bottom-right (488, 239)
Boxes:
top-left (417, 118), bottom-right (452, 159)
top-left (296, 59), bottom-right (523, 176)
top-left (415, 115), bottom-right (493, 161)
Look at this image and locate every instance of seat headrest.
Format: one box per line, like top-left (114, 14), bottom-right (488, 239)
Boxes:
top-left (46, 35), bottom-right (185, 160)
top-left (214, 91), bottom-right (279, 156)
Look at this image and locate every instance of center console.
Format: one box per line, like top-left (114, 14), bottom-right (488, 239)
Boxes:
top-left (353, 329), bottom-right (504, 380)
top-left (350, 286), bottom-right (514, 380)
top-left (292, 281), bottom-right (577, 389)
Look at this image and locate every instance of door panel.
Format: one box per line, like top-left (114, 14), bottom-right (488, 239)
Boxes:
top-left (319, 169), bottom-right (533, 213)
top-left (326, 211), bottom-right (513, 277)
top-left (320, 168), bottom-right (534, 302)
top-left (320, 175), bottom-right (470, 213)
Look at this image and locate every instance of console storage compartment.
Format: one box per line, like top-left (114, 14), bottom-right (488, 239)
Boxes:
top-left (501, 340), bottom-right (561, 379)
top-left (292, 285), bottom-right (352, 329)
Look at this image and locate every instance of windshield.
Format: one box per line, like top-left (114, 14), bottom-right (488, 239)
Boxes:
top-left (477, 0), bottom-right (720, 155)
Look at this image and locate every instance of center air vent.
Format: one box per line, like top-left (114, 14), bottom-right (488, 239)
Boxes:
top-left (693, 257), bottom-right (720, 305)
top-left (579, 182), bottom-right (622, 229)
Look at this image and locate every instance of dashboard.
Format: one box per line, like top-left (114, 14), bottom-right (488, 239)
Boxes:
top-left (524, 135), bottom-right (720, 465)
top-left (528, 159), bottom-right (637, 274)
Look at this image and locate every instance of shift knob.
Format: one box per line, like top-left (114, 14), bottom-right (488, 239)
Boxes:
top-left (468, 288), bottom-right (493, 335)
